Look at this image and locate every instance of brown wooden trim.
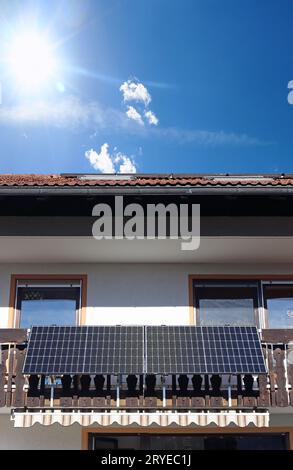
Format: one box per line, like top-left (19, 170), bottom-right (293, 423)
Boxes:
top-left (8, 276), bottom-right (17, 328)
top-left (290, 428), bottom-right (293, 450)
top-left (188, 275), bottom-right (195, 324)
top-left (80, 276), bottom-right (87, 325)
top-left (82, 426), bottom-right (293, 450)
top-left (188, 274), bottom-right (293, 327)
top-left (189, 275), bottom-right (293, 280)
top-left (262, 329), bottom-right (293, 343)
top-left (9, 274), bottom-right (87, 328)
top-left (0, 328), bottom-right (27, 343)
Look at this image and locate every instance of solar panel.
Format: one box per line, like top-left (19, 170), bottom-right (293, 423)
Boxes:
top-left (23, 325), bottom-right (144, 375)
top-left (145, 326), bottom-right (266, 375)
top-left (23, 325), bottom-right (266, 376)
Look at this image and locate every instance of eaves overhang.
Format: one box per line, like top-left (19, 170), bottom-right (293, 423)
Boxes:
top-left (2, 185), bottom-right (293, 196)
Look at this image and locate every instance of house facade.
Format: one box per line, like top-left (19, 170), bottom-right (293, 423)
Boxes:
top-left (0, 173), bottom-right (293, 450)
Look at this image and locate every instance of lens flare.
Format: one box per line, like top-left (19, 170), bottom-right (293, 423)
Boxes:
top-left (8, 31), bottom-right (56, 90)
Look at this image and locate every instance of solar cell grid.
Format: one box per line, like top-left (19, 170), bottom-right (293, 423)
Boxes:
top-left (23, 325), bottom-right (266, 375)
top-left (23, 325), bottom-right (144, 375)
top-left (145, 326), bottom-right (267, 375)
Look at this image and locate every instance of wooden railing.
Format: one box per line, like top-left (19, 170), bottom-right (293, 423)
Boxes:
top-left (0, 329), bottom-right (293, 410)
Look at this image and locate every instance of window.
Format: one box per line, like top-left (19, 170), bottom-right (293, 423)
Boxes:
top-left (88, 433), bottom-right (289, 450)
top-left (194, 282), bottom-right (258, 327)
top-left (13, 277), bottom-right (85, 328)
top-left (263, 284), bottom-right (293, 329)
top-left (192, 278), bottom-right (293, 328)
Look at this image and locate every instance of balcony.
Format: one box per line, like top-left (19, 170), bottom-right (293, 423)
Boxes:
top-left (0, 329), bottom-right (293, 412)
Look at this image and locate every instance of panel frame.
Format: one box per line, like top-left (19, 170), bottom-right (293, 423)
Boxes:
top-left (23, 325), bottom-right (266, 376)
top-left (145, 325), bottom-right (267, 375)
top-left (23, 325), bottom-right (145, 375)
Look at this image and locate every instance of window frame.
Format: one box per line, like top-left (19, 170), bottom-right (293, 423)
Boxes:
top-left (9, 274), bottom-right (87, 328)
top-left (194, 281), bottom-right (260, 328)
top-left (261, 280), bottom-right (293, 329)
top-left (189, 275), bottom-right (293, 329)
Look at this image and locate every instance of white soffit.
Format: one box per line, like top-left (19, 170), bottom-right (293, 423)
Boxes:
top-left (0, 237), bottom-right (293, 263)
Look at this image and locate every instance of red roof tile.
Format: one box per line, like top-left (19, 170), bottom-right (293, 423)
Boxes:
top-left (0, 174), bottom-right (293, 187)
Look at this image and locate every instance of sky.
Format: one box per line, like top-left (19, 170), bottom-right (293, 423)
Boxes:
top-left (0, 0), bottom-right (292, 175)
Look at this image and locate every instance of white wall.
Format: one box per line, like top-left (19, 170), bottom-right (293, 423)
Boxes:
top-left (0, 414), bottom-right (80, 450)
top-left (1, 262), bottom-right (293, 327)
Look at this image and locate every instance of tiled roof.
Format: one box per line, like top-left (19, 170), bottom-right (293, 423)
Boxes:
top-left (0, 174), bottom-right (293, 187)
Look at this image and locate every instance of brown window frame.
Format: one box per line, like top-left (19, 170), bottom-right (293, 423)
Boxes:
top-left (188, 274), bottom-right (293, 328)
top-left (194, 282), bottom-right (260, 327)
top-left (262, 282), bottom-right (293, 329)
top-left (9, 274), bottom-right (87, 328)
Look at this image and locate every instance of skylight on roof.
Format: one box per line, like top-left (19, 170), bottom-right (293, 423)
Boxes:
top-left (211, 175), bottom-right (274, 182)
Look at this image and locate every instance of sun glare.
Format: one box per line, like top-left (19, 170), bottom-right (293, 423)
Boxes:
top-left (8, 31), bottom-right (56, 90)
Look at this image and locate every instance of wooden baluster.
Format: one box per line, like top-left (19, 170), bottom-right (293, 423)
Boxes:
top-left (258, 374), bottom-right (270, 407)
top-left (237, 375), bottom-right (243, 406)
top-left (268, 346), bottom-right (276, 406)
top-left (274, 348), bottom-right (289, 407)
top-left (0, 349), bottom-right (8, 407)
top-left (60, 375), bottom-right (73, 407)
top-left (287, 362), bottom-right (293, 407)
top-left (39, 375), bottom-right (45, 407)
top-left (79, 375), bottom-right (92, 407)
top-left (243, 374), bottom-right (257, 407)
top-left (144, 374), bottom-right (157, 408)
top-left (106, 375), bottom-right (111, 407)
top-left (126, 375), bottom-right (139, 408)
top-left (13, 348), bottom-right (26, 407)
top-left (93, 375), bottom-right (106, 407)
top-left (72, 375), bottom-right (79, 407)
top-left (27, 375), bottom-right (40, 407)
top-left (5, 345), bottom-right (15, 407)
top-left (257, 345), bottom-right (270, 407)
top-left (210, 375), bottom-right (223, 407)
top-left (177, 374), bottom-right (190, 408)
top-left (139, 374), bottom-right (144, 407)
top-left (204, 374), bottom-right (210, 407)
top-left (191, 374), bottom-right (204, 407)
top-left (171, 375), bottom-right (176, 407)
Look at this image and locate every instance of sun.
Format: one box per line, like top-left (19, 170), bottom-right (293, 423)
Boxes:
top-left (8, 31), bottom-right (57, 90)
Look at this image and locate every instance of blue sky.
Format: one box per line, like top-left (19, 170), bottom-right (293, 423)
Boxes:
top-left (0, 0), bottom-right (292, 174)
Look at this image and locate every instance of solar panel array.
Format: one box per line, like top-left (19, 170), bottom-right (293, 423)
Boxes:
top-left (23, 325), bottom-right (266, 375)
top-left (145, 326), bottom-right (266, 374)
top-left (23, 326), bottom-right (144, 375)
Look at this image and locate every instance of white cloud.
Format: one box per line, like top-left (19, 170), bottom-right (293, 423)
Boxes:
top-left (120, 80), bottom-right (151, 106)
top-left (119, 79), bottom-right (159, 127)
top-left (0, 97), bottom-right (93, 128)
top-left (85, 144), bottom-right (137, 174)
top-left (85, 144), bottom-right (115, 173)
top-left (153, 127), bottom-right (271, 146)
top-left (126, 106), bottom-right (144, 125)
top-left (0, 96), bottom-right (128, 131)
top-left (119, 157), bottom-right (136, 173)
top-left (0, 96), bottom-right (270, 148)
top-left (115, 153), bottom-right (137, 173)
top-left (144, 110), bottom-right (159, 126)
top-left (288, 80), bottom-right (293, 105)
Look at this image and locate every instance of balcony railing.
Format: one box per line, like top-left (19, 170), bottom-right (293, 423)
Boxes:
top-left (0, 329), bottom-right (293, 410)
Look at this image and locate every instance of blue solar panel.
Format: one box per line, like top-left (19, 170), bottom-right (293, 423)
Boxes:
top-left (23, 325), bottom-right (144, 375)
top-left (23, 325), bottom-right (266, 375)
top-left (145, 326), bottom-right (266, 375)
